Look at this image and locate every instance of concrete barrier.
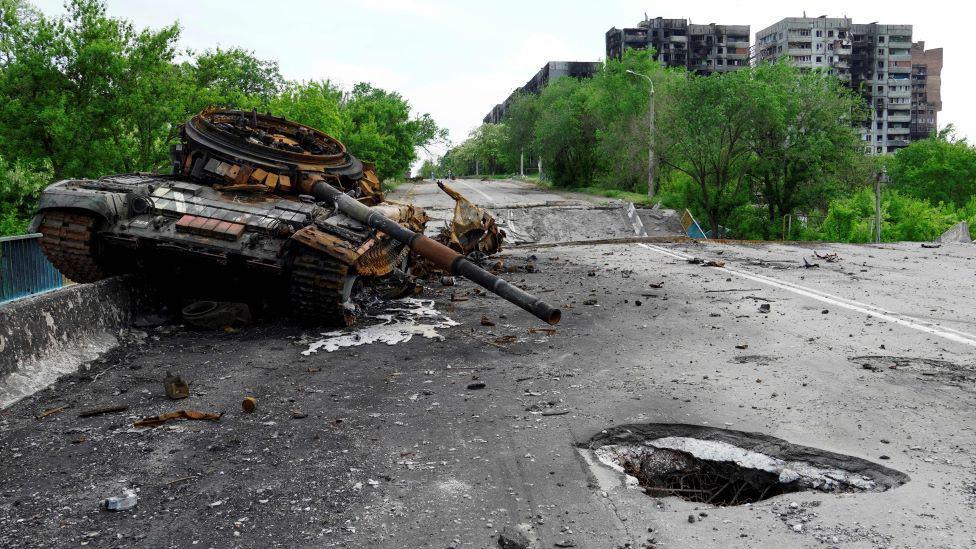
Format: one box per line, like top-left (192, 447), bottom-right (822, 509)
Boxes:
top-left (937, 221), bottom-right (973, 244)
top-left (0, 277), bottom-right (154, 408)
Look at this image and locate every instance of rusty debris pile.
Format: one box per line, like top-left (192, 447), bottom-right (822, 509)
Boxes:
top-left (31, 108), bottom-right (558, 326)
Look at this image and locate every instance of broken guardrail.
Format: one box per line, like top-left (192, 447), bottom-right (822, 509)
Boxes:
top-left (0, 233), bottom-right (65, 304)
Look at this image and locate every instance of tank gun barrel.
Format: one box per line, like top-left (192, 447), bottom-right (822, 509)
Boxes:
top-left (311, 180), bottom-right (561, 325)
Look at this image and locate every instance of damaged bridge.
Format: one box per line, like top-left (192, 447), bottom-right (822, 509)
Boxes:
top-left (3, 178), bottom-right (976, 548)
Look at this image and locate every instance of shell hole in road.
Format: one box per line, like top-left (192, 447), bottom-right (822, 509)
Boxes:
top-left (583, 424), bottom-right (908, 507)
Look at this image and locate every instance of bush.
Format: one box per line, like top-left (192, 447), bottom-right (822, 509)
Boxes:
top-left (0, 157), bottom-right (53, 236)
top-left (817, 188), bottom-right (962, 243)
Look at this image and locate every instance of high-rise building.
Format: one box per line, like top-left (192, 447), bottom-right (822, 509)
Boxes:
top-left (910, 41), bottom-right (943, 140)
top-left (483, 61), bottom-right (602, 124)
top-left (605, 17), bottom-right (750, 75)
top-left (756, 17), bottom-right (919, 154)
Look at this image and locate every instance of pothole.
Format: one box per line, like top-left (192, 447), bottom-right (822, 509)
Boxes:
top-left (582, 424), bottom-right (908, 507)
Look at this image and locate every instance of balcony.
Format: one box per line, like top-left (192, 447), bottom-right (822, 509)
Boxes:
top-left (887, 113), bottom-right (911, 122)
top-left (887, 126), bottom-right (910, 135)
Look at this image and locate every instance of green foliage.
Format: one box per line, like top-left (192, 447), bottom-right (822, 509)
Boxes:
top-left (190, 46), bottom-right (283, 108)
top-left (887, 130), bottom-right (976, 207)
top-left (0, 0), bottom-right (444, 234)
top-left (267, 80), bottom-right (344, 136)
top-left (0, 0), bottom-right (184, 178)
top-left (0, 156), bottom-right (51, 235)
top-left (746, 61), bottom-right (868, 237)
top-left (816, 188), bottom-right (963, 243)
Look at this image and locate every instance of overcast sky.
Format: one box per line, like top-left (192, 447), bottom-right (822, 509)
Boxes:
top-left (31, 0), bottom-right (972, 164)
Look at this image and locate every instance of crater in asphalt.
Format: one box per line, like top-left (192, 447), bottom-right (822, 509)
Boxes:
top-left (582, 424), bottom-right (908, 507)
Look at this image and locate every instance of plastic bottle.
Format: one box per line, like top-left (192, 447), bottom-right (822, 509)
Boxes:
top-left (102, 490), bottom-right (138, 511)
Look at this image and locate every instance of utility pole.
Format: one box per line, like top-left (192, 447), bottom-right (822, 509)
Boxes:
top-left (626, 69), bottom-right (655, 198)
top-left (520, 149), bottom-right (524, 177)
top-left (537, 157), bottom-right (543, 181)
top-left (874, 165), bottom-right (887, 243)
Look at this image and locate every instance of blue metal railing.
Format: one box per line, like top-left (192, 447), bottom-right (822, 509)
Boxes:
top-left (0, 233), bottom-right (65, 303)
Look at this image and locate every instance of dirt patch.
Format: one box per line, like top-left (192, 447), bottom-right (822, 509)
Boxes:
top-left (582, 423), bottom-right (908, 507)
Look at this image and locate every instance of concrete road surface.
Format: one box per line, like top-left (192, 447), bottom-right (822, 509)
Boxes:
top-left (2, 179), bottom-right (976, 548)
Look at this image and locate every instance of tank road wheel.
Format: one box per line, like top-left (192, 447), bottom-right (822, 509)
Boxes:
top-left (289, 251), bottom-right (360, 326)
top-left (37, 210), bottom-right (108, 283)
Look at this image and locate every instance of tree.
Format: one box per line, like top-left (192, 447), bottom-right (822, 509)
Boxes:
top-left (268, 79), bottom-right (344, 136)
top-left (190, 46), bottom-right (283, 108)
top-left (655, 70), bottom-right (757, 236)
top-left (0, 0), bottom-right (184, 178)
top-left (887, 128), bottom-right (976, 207)
top-left (341, 83), bottom-right (445, 180)
top-left (531, 76), bottom-right (600, 187)
top-left (745, 61), bottom-right (867, 237)
top-left (501, 92), bottom-right (539, 173)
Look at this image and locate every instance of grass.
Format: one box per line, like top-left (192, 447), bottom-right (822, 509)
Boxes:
top-left (568, 186), bottom-right (655, 205)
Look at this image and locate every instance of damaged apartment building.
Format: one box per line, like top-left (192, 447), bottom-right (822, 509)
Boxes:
top-left (756, 16), bottom-right (943, 154)
top-left (605, 17), bottom-right (751, 74)
top-left (483, 61), bottom-right (602, 124)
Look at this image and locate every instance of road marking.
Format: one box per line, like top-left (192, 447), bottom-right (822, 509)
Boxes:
top-left (456, 179), bottom-right (494, 203)
top-left (636, 243), bottom-right (976, 348)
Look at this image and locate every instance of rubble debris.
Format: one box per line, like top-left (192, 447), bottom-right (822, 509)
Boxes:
top-left (466, 382), bottom-right (487, 390)
top-left (164, 371), bottom-right (190, 400)
top-left (435, 181), bottom-right (505, 256)
top-left (802, 258), bottom-right (819, 268)
top-left (814, 251), bottom-right (841, 262)
top-left (291, 410), bottom-right (308, 419)
top-left (440, 276), bottom-right (456, 286)
top-left (758, 303), bottom-right (771, 314)
top-left (242, 396), bottom-right (257, 413)
top-left (921, 243), bottom-right (941, 249)
top-left (688, 258), bottom-right (725, 267)
top-left (101, 490), bottom-right (138, 511)
top-left (735, 344), bottom-right (749, 350)
top-left (527, 327), bottom-right (556, 335)
top-left (480, 316), bottom-right (496, 327)
top-left (78, 405), bottom-right (129, 418)
top-left (497, 525), bottom-right (532, 549)
top-left (181, 301), bottom-right (251, 331)
top-left (133, 409), bottom-right (222, 428)
top-left (35, 406), bottom-right (67, 419)
top-left (649, 281), bottom-right (664, 288)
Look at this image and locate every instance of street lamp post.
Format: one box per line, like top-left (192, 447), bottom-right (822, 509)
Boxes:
top-left (627, 69), bottom-right (655, 198)
top-left (874, 165), bottom-right (888, 243)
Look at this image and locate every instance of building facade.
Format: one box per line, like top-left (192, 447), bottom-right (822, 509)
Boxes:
top-left (910, 41), bottom-right (943, 140)
top-left (483, 61), bottom-right (602, 124)
top-left (605, 17), bottom-right (750, 75)
top-left (756, 17), bottom-right (918, 154)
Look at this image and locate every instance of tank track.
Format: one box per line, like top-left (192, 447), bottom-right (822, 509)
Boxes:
top-left (289, 251), bottom-right (358, 326)
top-left (37, 210), bottom-right (108, 283)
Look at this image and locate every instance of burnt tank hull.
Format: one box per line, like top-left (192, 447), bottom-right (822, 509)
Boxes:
top-left (32, 108), bottom-right (559, 326)
top-left (31, 173), bottom-right (422, 325)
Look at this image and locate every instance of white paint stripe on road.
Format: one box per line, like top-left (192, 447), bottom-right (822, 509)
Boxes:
top-left (456, 179), bottom-right (494, 203)
top-left (636, 243), bottom-right (976, 348)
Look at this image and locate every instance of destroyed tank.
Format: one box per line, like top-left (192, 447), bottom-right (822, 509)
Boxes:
top-left (31, 109), bottom-right (560, 326)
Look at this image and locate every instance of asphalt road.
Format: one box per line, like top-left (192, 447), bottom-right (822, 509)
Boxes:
top-left (2, 179), bottom-right (976, 548)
